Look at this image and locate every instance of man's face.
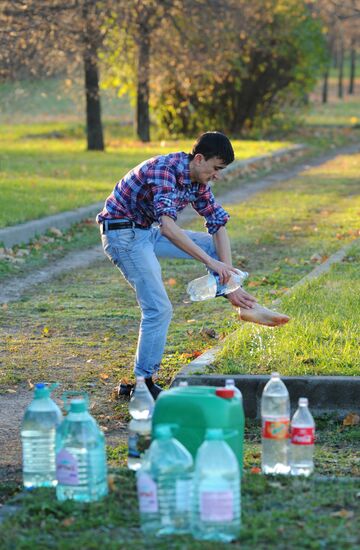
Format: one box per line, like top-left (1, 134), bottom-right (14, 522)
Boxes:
top-left (191, 154), bottom-right (227, 185)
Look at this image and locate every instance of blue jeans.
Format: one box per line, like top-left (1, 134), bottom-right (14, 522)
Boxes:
top-left (101, 225), bottom-right (219, 378)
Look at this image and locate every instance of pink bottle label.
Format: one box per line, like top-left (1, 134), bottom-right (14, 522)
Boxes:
top-left (291, 427), bottom-right (315, 445)
top-left (137, 473), bottom-right (158, 513)
top-left (56, 449), bottom-right (79, 485)
top-left (200, 491), bottom-right (234, 522)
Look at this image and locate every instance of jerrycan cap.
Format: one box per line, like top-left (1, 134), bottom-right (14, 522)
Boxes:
top-left (216, 387), bottom-right (234, 399)
top-left (70, 399), bottom-right (87, 413)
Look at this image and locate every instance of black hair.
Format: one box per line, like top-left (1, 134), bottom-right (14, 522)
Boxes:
top-left (189, 131), bottom-right (234, 165)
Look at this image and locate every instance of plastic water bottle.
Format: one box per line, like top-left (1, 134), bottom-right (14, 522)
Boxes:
top-left (21, 383), bottom-right (63, 489)
top-left (154, 425), bottom-right (193, 536)
top-left (128, 376), bottom-right (154, 471)
top-left (225, 378), bottom-right (243, 402)
top-left (137, 424), bottom-right (193, 536)
top-left (192, 428), bottom-right (241, 542)
top-left (187, 269), bottom-right (248, 301)
top-left (261, 372), bottom-right (290, 475)
top-left (290, 398), bottom-right (315, 476)
top-left (136, 449), bottom-right (161, 535)
top-left (56, 398), bottom-right (108, 502)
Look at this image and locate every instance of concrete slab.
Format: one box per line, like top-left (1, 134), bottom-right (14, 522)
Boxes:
top-left (172, 374), bottom-right (360, 418)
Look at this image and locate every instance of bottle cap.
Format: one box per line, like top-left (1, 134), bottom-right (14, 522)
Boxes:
top-left (216, 388), bottom-right (235, 399)
top-left (154, 424), bottom-right (172, 439)
top-left (299, 397), bottom-right (308, 406)
top-left (34, 383), bottom-right (50, 399)
top-left (271, 372), bottom-right (280, 377)
top-left (205, 428), bottom-right (223, 440)
top-left (70, 399), bottom-right (87, 413)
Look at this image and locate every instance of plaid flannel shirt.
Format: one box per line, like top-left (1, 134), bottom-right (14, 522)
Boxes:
top-left (96, 152), bottom-right (230, 234)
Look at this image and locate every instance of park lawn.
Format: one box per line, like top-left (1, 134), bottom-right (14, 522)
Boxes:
top-left (0, 418), bottom-right (358, 550)
top-left (0, 150), bottom-right (360, 392)
top-left (214, 241), bottom-right (360, 376)
top-left (0, 121), bottom-right (293, 228)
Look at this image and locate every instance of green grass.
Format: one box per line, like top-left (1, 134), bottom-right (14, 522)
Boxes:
top-left (0, 418), bottom-right (358, 550)
top-left (215, 242), bottom-right (360, 375)
top-left (1, 151), bottom-right (359, 388)
top-left (0, 121), bottom-right (292, 228)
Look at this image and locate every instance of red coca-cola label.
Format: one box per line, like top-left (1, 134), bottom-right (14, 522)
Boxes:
top-left (291, 427), bottom-right (315, 445)
top-left (262, 419), bottom-right (290, 440)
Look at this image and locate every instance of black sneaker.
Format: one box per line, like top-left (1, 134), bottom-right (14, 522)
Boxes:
top-left (117, 381), bottom-right (134, 398)
top-left (145, 377), bottom-right (163, 400)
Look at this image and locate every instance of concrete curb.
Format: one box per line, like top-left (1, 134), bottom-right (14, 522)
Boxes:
top-left (172, 374), bottom-right (360, 418)
top-left (0, 145), bottom-right (306, 249)
top-left (0, 202), bottom-right (104, 249)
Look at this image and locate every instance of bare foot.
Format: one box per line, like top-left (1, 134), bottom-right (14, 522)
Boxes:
top-left (237, 303), bottom-right (290, 327)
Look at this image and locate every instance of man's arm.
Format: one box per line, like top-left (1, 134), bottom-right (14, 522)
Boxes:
top-left (159, 215), bottom-right (237, 284)
top-left (212, 226), bottom-right (256, 309)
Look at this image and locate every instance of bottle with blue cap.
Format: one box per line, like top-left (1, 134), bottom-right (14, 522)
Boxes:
top-left (21, 382), bottom-right (63, 489)
top-left (55, 395), bottom-right (108, 502)
top-left (192, 428), bottom-right (241, 542)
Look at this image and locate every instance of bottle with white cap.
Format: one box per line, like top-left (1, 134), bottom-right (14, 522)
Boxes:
top-left (261, 372), bottom-right (290, 475)
top-left (128, 376), bottom-right (154, 471)
top-left (290, 398), bottom-right (315, 476)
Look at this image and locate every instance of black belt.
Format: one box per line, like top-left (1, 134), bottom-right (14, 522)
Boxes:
top-left (100, 220), bottom-right (148, 234)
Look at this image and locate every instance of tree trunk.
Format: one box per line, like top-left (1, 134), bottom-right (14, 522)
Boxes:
top-left (322, 69), bottom-right (329, 104)
top-left (82, 1), bottom-right (104, 151)
top-left (338, 39), bottom-right (344, 99)
top-left (136, 28), bottom-right (150, 142)
top-left (349, 38), bottom-right (356, 95)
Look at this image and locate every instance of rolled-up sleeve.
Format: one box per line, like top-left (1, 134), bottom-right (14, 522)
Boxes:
top-left (191, 185), bottom-right (230, 234)
top-left (151, 167), bottom-right (178, 223)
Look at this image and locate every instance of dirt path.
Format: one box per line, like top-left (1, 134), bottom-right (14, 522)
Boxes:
top-left (1, 141), bottom-right (359, 480)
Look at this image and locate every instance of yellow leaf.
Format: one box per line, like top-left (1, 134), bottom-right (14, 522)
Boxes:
top-left (331, 509), bottom-right (354, 519)
top-left (343, 413), bottom-right (360, 427)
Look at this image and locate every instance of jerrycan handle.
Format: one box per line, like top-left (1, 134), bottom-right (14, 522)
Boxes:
top-left (61, 390), bottom-right (89, 412)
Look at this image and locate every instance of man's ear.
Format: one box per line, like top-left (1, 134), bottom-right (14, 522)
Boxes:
top-left (194, 153), bottom-right (205, 164)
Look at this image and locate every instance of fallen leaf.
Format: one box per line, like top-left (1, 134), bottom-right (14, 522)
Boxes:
top-left (27, 379), bottom-right (34, 389)
top-left (331, 509), bottom-right (354, 519)
top-left (62, 517), bottom-right (75, 527)
top-left (343, 413), bottom-right (360, 426)
top-left (166, 278), bottom-right (177, 286)
top-left (99, 372), bottom-right (109, 381)
top-left (292, 225), bottom-right (302, 231)
top-left (310, 253), bottom-right (323, 263)
top-left (250, 467), bottom-right (261, 474)
top-left (186, 319), bottom-right (196, 323)
top-left (5, 389), bottom-right (16, 394)
top-left (248, 281), bottom-right (261, 288)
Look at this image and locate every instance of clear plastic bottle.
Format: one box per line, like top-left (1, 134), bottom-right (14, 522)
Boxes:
top-left (187, 269), bottom-right (248, 301)
top-left (128, 377), bottom-right (154, 471)
top-left (56, 398), bottom-right (108, 502)
top-left (290, 398), bottom-right (315, 476)
top-left (137, 424), bottom-right (193, 536)
top-left (136, 450), bottom-right (161, 535)
top-left (225, 378), bottom-right (243, 402)
top-left (192, 428), bottom-right (241, 543)
top-left (21, 383), bottom-right (63, 489)
top-left (261, 372), bottom-right (290, 475)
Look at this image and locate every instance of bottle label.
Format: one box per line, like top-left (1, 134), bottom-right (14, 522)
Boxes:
top-left (128, 431), bottom-right (151, 459)
top-left (200, 491), bottom-right (234, 522)
top-left (137, 473), bottom-right (158, 513)
top-left (262, 419), bottom-right (290, 440)
top-left (176, 479), bottom-right (192, 512)
top-left (56, 449), bottom-right (79, 485)
top-left (291, 427), bottom-right (315, 445)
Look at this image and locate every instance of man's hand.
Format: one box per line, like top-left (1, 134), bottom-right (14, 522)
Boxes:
top-left (206, 258), bottom-right (239, 285)
top-left (226, 287), bottom-right (257, 309)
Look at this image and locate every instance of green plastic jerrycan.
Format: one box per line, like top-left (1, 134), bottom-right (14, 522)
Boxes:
top-left (152, 385), bottom-right (245, 470)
